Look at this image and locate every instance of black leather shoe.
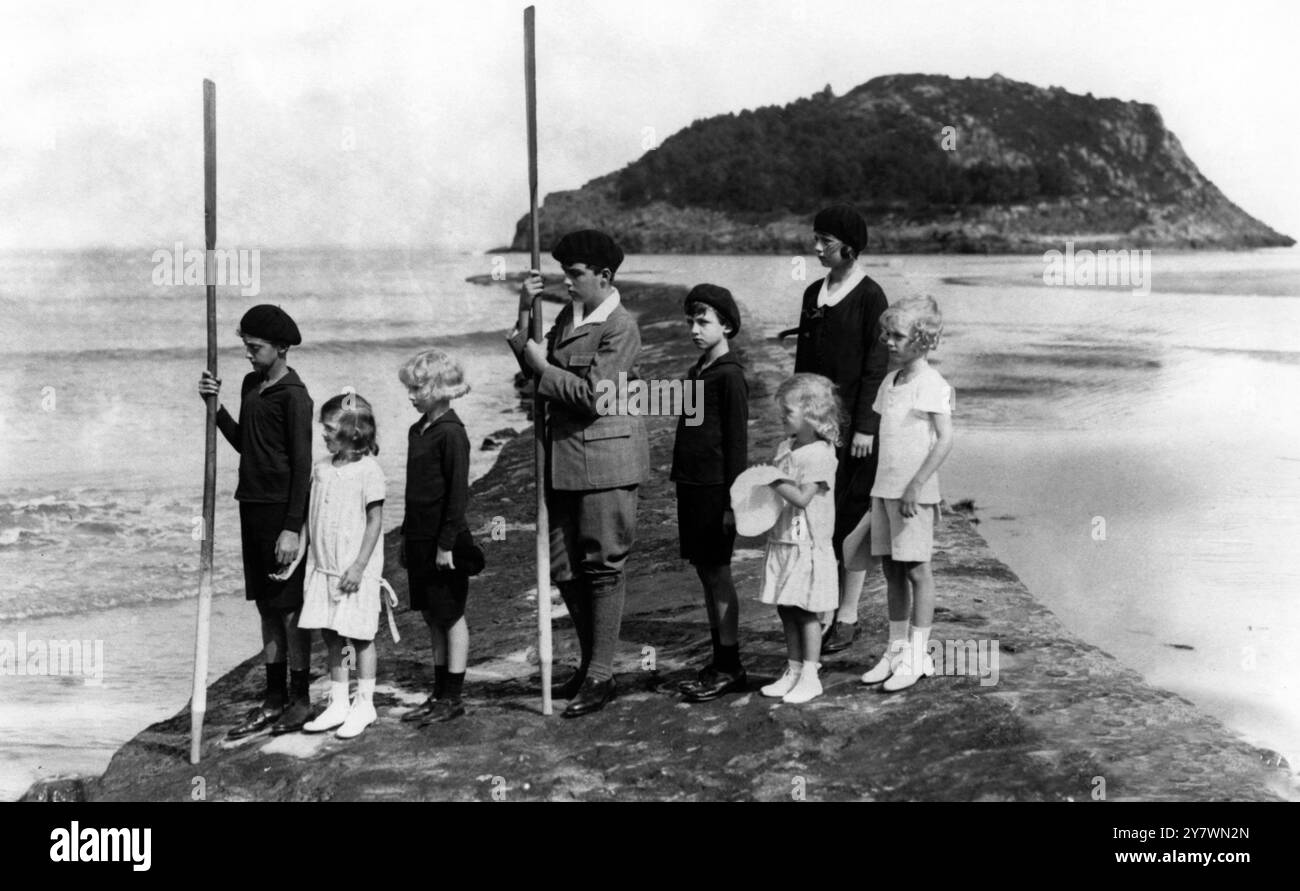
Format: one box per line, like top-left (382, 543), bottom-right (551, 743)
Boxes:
top-left (682, 667), bottom-right (748, 702)
top-left (227, 705), bottom-right (283, 740)
top-left (677, 664), bottom-right (718, 693)
top-left (419, 698), bottom-right (465, 725)
top-left (270, 698), bottom-right (313, 735)
top-left (551, 667), bottom-right (587, 700)
top-left (401, 694), bottom-right (439, 723)
top-left (821, 621), bottom-right (859, 654)
top-left (561, 677), bottom-right (617, 718)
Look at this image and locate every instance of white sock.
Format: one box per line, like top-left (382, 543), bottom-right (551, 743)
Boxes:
top-left (357, 678), bottom-right (376, 703)
top-left (889, 620), bottom-right (910, 643)
top-left (911, 626), bottom-right (931, 660)
top-left (801, 661), bottom-right (820, 678)
top-left (330, 680), bottom-right (349, 705)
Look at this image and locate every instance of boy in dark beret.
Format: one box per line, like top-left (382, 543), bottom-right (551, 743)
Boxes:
top-left (508, 229), bottom-right (650, 717)
top-left (671, 284), bottom-right (750, 702)
top-left (197, 304), bottom-right (316, 737)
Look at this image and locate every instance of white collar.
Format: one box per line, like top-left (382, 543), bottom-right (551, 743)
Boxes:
top-left (817, 265), bottom-right (866, 308)
top-left (572, 287), bottom-right (621, 328)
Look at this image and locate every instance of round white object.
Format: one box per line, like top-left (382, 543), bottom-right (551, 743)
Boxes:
top-left (730, 465), bottom-right (787, 537)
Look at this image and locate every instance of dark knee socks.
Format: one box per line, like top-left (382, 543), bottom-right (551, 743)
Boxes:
top-left (586, 574), bottom-right (625, 683)
top-left (715, 643), bottom-right (742, 674)
top-left (264, 662), bottom-right (288, 709)
top-left (434, 664), bottom-right (449, 699)
top-left (559, 580), bottom-right (594, 674)
top-left (290, 668), bottom-right (310, 704)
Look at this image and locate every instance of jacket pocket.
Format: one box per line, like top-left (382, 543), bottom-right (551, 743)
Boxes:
top-left (582, 418), bottom-right (631, 441)
top-left (566, 352), bottom-right (595, 370)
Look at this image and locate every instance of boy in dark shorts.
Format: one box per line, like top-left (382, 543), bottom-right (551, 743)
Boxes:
top-left (397, 348), bottom-right (474, 725)
top-left (671, 285), bottom-right (749, 702)
top-left (196, 304), bottom-right (315, 738)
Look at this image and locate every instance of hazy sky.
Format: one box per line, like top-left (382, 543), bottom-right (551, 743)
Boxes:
top-left (2, 0), bottom-right (1297, 250)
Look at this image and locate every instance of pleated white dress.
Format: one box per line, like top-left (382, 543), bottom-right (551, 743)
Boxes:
top-left (298, 456), bottom-right (387, 641)
top-left (758, 438), bottom-right (839, 613)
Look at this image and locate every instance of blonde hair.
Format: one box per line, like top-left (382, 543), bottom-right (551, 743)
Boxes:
top-left (879, 296), bottom-right (943, 351)
top-left (775, 373), bottom-right (842, 448)
top-left (398, 349), bottom-right (471, 402)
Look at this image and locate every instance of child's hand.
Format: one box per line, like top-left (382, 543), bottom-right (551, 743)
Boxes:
top-left (519, 270), bottom-right (545, 312)
top-left (850, 432), bottom-right (874, 458)
top-left (900, 483), bottom-right (921, 518)
top-left (274, 530), bottom-right (299, 568)
top-left (197, 370), bottom-right (221, 401)
top-left (436, 546), bottom-right (456, 571)
top-left (338, 562), bottom-right (364, 594)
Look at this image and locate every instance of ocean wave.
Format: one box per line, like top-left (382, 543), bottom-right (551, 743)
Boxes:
top-left (0, 328), bottom-right (512, 363)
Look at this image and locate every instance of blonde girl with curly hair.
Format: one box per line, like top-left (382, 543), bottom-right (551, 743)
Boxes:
top-left (757, 373), bottom-right (843, 704)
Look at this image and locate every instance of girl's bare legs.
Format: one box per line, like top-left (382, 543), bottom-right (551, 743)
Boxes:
top-left (762, 606), bottom-right (805, 697)
top-left (785, 607), bottom-right (824, 703)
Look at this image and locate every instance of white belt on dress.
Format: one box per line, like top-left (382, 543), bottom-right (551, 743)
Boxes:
top-left (310, 564), bottom-right (402, 644)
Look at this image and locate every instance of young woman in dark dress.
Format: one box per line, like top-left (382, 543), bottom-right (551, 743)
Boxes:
top-left (792, 205), bottom-right (890, 654)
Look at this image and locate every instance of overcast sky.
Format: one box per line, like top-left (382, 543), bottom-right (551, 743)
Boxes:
top-left (1, 0), bottom-right (1296, 251)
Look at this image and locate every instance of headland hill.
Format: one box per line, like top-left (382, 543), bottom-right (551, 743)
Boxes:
top-left (500, 73), bottom-right (1293, 254)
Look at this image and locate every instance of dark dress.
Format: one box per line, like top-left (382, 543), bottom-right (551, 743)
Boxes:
top-left (793, 273), bottom-right (889, 557)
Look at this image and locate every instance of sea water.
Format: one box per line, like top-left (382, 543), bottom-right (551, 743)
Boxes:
top-left (3, 246), bottom-right (1298, 798)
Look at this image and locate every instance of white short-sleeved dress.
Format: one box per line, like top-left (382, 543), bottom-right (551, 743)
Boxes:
top-left (758, 437), bottom-right (839, 612)
top-left (298, 455), bottom-right (387, 641)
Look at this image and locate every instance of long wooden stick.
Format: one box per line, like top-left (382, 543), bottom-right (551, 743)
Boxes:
top-left (525, 5), bottom-right (552, 716)
top-left (191, 78), bottom-right (218, 762)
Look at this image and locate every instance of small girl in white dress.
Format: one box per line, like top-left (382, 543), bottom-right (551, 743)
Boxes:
top-left (759, 373), bottom-right (841, 704)
top-left (298, 388), bottom-right (388, 738)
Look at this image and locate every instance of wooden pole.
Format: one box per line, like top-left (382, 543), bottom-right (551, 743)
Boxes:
top-left (525, 5), bottom-right (553, 716)
top-left (191, 78), bottom-right (218, 762)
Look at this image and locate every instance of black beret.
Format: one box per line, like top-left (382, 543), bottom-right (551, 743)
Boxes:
top-left (551, 229), bottom-right (624, 275)
top-left (685, 283), bottom-right (741, 338)
top-left (813, 204), bottom-right (869, 253)
top-left (239, 304), bottom-right (301, 346)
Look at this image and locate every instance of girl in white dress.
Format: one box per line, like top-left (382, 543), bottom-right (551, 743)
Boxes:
top-left (759, 373), bottom-right (841, 704)
top-left (298, 389), bottom-right (387, 738)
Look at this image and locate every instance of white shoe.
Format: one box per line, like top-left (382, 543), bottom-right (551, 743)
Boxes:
top-left (882, 648), bottom-right (935, 692)
top-left (861, 640), bottom-right (908, 685)
top-left (303, 695), bottom-right (351, 733)
top-left (761, 664), bottom-right (801, 698)
top-left (335, 699), bottom-right (377, 739)
top-left (782, 666), bottom-right (823, 704)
